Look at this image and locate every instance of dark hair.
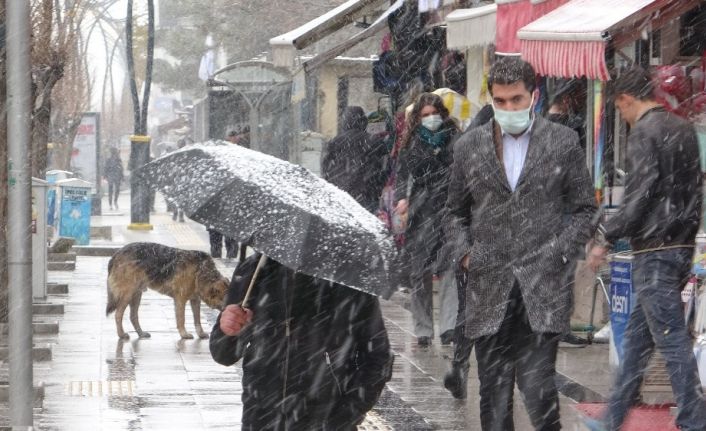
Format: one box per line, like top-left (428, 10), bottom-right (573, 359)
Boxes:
top-left (488, 56), bottom-right (536, 95)
top-left (611, 66), bottom-right (655, 101)
top-left (400, 93), bottom-right (450, 149)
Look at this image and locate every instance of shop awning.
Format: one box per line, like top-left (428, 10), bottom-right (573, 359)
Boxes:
top-left (518, 0), bottom-right (701, 80)
top-left (446, 3), bottom-right (497, 49)
top-left (303, 0), bottom-right (404, 72)
top-left (495, 0), bottom-right (568, 55)
top-left (270, 0), bottom-right (386, 67)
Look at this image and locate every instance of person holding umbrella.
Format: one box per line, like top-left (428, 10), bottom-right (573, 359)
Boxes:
top-left (394, 92), bottom-right (459, 346)
top-left (136, 142), bottom-right (397, 429)
top-left (210, 253), bottom-right (393, 430)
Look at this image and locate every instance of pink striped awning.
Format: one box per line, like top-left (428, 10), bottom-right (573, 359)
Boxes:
top-left (518, 0), bottom-right (702, 80)
top-left (495, 0), bottom-right (568, 55)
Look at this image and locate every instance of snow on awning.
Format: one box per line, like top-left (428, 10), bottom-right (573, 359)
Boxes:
top-left (446, 3), bottom-right (497, 49)
top-left (303, 0), bottom-right (404, 72)
top-left (518, 0), bottom-right (701, 80)
top-left (495, 0), bottom-right (568, 55)
top-left (270, 0), bottom-right (386, 67)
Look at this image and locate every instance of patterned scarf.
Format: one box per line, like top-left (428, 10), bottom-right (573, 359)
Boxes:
top-left (417, 125), bottom-right (452, 149)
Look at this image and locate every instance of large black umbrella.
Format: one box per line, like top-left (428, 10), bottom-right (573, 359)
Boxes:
top-left (135, 141), bottom-right (398, 299)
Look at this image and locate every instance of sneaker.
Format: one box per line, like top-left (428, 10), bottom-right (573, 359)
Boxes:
top-left (559, 333), bottom-right (589, 348)
top-left (417, 336), bottom-right (431, 346)
top-left (593, 323), bottom-right (611, 344)
top-left (443, 366), bottom-right (468, 399)
top-left (440, 330), bottom-right (454, 345)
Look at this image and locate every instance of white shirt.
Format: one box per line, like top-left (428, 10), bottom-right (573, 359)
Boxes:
top-left (502, 124), bottom-right (532, 191)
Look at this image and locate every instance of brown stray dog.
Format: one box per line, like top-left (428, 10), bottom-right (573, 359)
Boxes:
top-left (106, 242), bottom-right (229, 339)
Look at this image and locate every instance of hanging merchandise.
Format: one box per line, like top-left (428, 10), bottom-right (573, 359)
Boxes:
top-left (593, 80), bottom-right (605, 204)
top-left (418, 0), bottom-right (441, 13)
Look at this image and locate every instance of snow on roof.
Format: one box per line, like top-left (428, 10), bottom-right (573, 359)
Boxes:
top-left (269, 0), bottom-right (385, 49)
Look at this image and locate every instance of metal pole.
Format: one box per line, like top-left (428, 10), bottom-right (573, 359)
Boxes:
top-left (6, 0), bottom-right (35, 428)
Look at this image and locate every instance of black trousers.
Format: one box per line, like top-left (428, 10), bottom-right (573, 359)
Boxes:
top-left (453, 268), bottom-right (474, 367)
top-left (107, 180), bottom-right (120, 206)
top-left (474, 283), bottom-right (561, 431)
top-left (208, 229), bottom-right (237, 258)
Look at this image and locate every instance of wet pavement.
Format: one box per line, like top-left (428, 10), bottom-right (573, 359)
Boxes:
top-left (1, 191), bottom-right (613, 430)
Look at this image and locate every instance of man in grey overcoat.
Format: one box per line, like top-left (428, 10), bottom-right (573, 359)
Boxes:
top-left (445, 57), bottom-right (596, 430)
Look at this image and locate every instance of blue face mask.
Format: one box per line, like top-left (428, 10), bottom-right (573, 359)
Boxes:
top-left (421, 114), bottom-right (443, 132)
top-left (493, 95), bottom-right (534, 135)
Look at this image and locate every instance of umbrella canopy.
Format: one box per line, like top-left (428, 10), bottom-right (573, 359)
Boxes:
top-left (135, 141), bottom-right (398, 298)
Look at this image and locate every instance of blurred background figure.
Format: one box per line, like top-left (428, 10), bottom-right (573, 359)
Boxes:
top-left (103, 147), bottom-right (124, 211)
top-left (394, 93), bottom-right (459, 346)
top-left (322, 106), bottom-right (388, 214)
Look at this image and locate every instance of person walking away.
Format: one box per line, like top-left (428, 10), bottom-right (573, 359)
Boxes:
top-left (586, 66), bottom-right (706, 431)
top-left (322, 106), bottom-right (388, 214)
top-left (546, 80), bottom-right (586, 150)
top-left (394, 92), bottom-right (459, 346)
top-left (210, 255), bottom-right (393, 430)
top-left (103, 147), bottom-right (124, 211)
top-left (208, 130), bottom-right (244, 259)
top-left (545, 92), bottom-right (592, 349)
top-left (442, 105), bottom-right (494, 399)
top-left (171, 139), bottom-right (188, 222)
top-left (446, 56), bottom-right (596, 430)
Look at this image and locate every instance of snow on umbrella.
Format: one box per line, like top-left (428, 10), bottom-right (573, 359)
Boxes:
top-left (135, 141), bottom-right (398, 299)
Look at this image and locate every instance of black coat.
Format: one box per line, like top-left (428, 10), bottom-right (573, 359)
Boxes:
top-left (395, 120), bottom-right (458, 271)
top-left (103, 155), bottom-right (124, 183)
top-left (601, 106), bottom-right (703, 250)
top-left (210, 255), bottom-right (393, 431)
top-left (322, 109), bottom-right (388, 213)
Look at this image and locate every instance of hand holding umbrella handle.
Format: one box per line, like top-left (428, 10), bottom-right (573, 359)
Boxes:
top-left (241, 254), bottom-right (268, 308)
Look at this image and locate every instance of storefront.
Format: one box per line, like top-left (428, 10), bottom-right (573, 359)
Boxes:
top-left (445, 3), bottom-right (497, 111)
top-left (517, 0), bottom-right (705, 205)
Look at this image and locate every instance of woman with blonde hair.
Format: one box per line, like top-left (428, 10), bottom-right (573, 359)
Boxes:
top-left (394, 92), bottom-right (459, 346)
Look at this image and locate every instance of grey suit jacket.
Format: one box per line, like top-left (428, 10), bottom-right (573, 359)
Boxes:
top-left (446, 116), bottom-right (596, 339)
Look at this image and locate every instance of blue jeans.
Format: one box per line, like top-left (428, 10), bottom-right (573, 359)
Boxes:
top-left (606, 249), bottom-right (706, 431)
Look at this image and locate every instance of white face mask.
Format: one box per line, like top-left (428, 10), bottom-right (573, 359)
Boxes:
top-left (421, 114), bottom-right (443, 132)
top-left (493, 95), bottom-right (534, 135)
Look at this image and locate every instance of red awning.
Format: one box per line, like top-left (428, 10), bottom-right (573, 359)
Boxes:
top-left (518, 0), bottom-right (702, 80)
top-left (495, 0), bottom-right (568, 55)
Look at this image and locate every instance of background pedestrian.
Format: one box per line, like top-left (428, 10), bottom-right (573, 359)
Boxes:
top-left (394, 92), bottom-right (459, 346)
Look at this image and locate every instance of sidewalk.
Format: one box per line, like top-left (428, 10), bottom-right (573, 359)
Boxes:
top-left (2, 190), bottom-right (618, 430)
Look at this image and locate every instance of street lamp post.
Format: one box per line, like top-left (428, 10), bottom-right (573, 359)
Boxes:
top-left (6, 0), bottom-right (35, 428)
top-left (126, 0), bottom-right (155, 230)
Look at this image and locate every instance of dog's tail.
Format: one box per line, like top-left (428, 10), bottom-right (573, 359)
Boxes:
top-left (106, 255), bottom-right (118, 316)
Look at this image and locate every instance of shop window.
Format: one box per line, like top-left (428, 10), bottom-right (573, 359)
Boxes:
top-left (680, 4), bottom-right (706, 58)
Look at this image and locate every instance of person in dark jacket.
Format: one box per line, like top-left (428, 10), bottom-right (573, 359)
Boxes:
top-left (394, 92), bottom-right (459, 346)
top-left (103, 147), bottom-right (124, 211)
top-left (322, 106), bottom-right (388, 214)
top-left (210, 255), bottom-right (393, 431)
top-left (586, 67), bottom-right (706, 431)
top-left (443, 105), bottom-right (494, 399)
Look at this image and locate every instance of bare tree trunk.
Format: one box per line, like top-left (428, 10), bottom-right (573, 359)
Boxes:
top-left (140, 0), bottom-right (155, 135)
top-left (31, 66), bottom-right (62, 178)
top-left (30, 0), bottom-right (55, 178)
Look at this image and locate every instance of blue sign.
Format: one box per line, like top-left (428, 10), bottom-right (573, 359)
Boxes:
top-left (59, 186), bottom-right (91, 245)
top-left (610, 260), bottom-right (633, 363)
top-left (47, 189), bottom-right (56, 226)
